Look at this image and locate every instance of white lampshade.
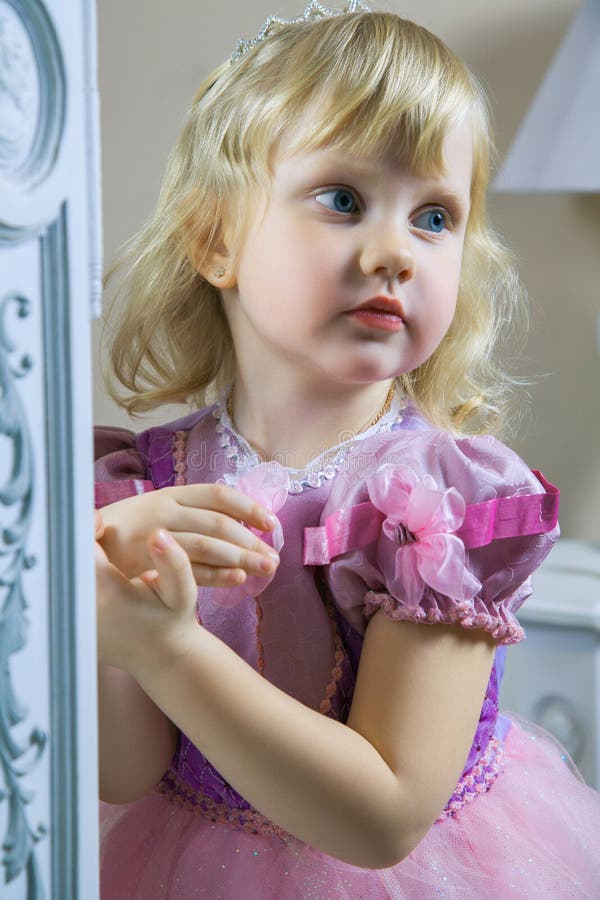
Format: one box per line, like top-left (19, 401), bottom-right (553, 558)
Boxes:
top-left (493, 0), bottom-right (600, 193)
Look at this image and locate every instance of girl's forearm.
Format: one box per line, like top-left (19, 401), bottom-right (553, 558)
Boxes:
top-left (98, 664), bottom-right (177, 804)
top-left (133, 628), bottom-right (417, 869)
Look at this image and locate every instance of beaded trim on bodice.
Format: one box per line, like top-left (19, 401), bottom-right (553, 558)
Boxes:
top-left (212, 384), bottom-right (408, 493)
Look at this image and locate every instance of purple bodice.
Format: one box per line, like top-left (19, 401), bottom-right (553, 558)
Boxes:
top-left (95, 397), bottom-right (558, 836)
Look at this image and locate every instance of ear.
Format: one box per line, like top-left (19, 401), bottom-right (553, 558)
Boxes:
top-left (197, 238), bottom-right (237, 290)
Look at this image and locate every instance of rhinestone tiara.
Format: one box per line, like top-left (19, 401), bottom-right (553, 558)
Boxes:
top-left (230, 0), bottom-right (372, 64)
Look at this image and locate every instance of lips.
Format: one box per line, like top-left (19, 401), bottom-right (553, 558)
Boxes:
top-left (344, 296), bottom-right (406, 333)
top-left (351, 296), bottom-right (405, 320)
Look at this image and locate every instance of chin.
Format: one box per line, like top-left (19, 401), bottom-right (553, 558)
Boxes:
top-left (349, 369), bottom-right (405, 385)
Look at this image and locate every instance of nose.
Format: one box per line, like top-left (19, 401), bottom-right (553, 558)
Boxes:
top-left (359, 225), bottom-right (416, 284)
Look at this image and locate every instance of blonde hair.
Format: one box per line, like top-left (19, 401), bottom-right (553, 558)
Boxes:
top-left (104, 10), bottom-right (528, 436)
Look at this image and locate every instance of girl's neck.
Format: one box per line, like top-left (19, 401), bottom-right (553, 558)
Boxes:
top-left (226, 377), bottom-right (397, 470)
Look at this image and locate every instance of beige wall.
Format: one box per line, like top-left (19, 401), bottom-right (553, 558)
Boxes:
top-left (96, 0), bottom-right (599, 540)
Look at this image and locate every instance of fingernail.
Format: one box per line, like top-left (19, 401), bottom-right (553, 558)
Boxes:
top-left (263, 514), bottom-right (277, 529)
top-left (153, 530), bottom-right (172, 552)
top-left (259, 555), bottom-right (276, 573)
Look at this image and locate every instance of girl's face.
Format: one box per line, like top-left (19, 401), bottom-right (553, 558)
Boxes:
top-left (220, 118), bottom-right (474, 390)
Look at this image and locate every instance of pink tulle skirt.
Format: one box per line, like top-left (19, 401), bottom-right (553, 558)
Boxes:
top-left (100, 715), bottom-right (600, 898)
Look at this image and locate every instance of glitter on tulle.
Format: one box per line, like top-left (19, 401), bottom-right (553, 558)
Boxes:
top-left (101, 718), bottom-right (600, 899)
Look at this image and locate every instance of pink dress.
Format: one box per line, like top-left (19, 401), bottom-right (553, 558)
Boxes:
top-left (95, 390), bottom-right (600, 898)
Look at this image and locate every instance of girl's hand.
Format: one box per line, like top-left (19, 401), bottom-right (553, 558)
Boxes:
top-left (95, 508), bottom-right (105, 541)
top-left (96, 527), bottom-right (199, 673)
top-left (97, 484), bottom-right (279, 588)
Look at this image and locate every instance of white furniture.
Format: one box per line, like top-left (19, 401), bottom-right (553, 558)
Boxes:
top-left (500, 539), bottom-right (600, 790)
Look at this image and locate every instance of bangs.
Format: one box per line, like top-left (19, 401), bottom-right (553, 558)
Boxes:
top-left (239, 12), bottom-right (481, 177)
top-left (287, 80), bottom-right (470, 177)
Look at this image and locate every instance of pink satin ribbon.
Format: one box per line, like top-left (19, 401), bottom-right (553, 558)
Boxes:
top-left (304, 468), bottom-right (559, 567)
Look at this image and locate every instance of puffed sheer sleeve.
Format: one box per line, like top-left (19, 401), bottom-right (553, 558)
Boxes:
top-left (94, 426), bottom-right (154, 507)
top-left (303, 430), bottom-right (560, 645)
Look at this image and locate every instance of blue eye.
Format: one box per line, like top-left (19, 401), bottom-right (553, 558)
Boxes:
top-left (413, 209), bottom-right (448, 233)
top-left (315, 189), bottom-right (359, 214)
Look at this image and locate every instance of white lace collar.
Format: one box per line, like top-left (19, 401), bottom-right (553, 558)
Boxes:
top-left (212, 386), bottom-right (407, 493)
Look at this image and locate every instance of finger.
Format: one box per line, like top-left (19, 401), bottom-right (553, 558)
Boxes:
top-left (169, 509), bottom-right (277, 558)
top-left (95, 509), bottom-right (105, 540)
top-left (176, 532), bottom-right (278, 578)
top-left (147, 530), bottom-right (198, 612)
top-left (139, 568), bottom-right (159, 589)
top-left (174, 483), bottom-right (277, 533)
top-left (190, 563), bottom-right (247, 588)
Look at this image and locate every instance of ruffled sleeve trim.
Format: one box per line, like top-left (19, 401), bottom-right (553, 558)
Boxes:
top-left (364, 587), bottom-right (526, 646)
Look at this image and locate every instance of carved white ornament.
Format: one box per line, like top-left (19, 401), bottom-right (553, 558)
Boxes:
top-left (0, 0), bottom-right (65, 190)
top-left (0, 7), bottom-right (38, 173)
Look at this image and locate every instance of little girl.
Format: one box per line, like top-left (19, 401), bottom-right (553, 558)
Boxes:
top-left (94, 3), bottom-right (600, 897)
